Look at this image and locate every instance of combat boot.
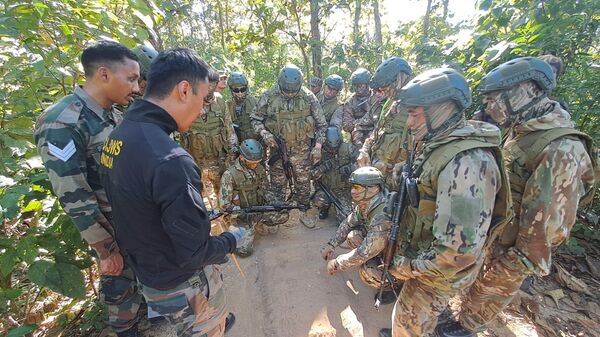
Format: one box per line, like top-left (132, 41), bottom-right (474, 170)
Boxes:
top-left (379, 328), bottom-right (391, 337)
top-left (373, 289), bottom-right (396, 305)
top-left (319, 208), bottom-right (330, 219)
top-left (225, 312), bottom-right (236, 333)
top-left (435, 321), bottom-right (475, 337)
top-left (116, 325), bottom-right (140, 337)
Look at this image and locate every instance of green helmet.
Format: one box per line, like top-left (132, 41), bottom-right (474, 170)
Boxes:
top-left (349, 166), bottom-right (384, 187)
top-left (397, 68), bottom-right (472, 111)
top-left (132, 45), bottom-right (158, 79)
top-left (227, 71), bottom-right (248, 88)
top-left (324, 74), bottom-right (344, 91)
top-left (325, 127), bottom-right (342, 148)
top-left (479, 57), bottom-right (556, 94)
top-left (370, 57), bottom-right (412, 90)
top-left (239, 139), bottom-right (263, 161)
top-left (351, 68), bottom-right (372, 86)
top-left (278, 64), bottom-right (303, 94)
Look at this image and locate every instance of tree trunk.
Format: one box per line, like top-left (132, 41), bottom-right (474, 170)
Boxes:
top-left (289, 0), bottom-right (311, 77)
top-left (310, 0), bottom-right (322, 78)
top-left (373, 0), bottom-right (382, 45)
top-left (216, 0), bottom-right (226, 50)
top-left (353, 0), bottom-right (362, 50)
top-left (423, 0), bottom-right (433, 39)
top-left (442, 0), bottom-right (449, 20)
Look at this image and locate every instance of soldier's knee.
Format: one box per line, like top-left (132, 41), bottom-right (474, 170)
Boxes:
top-left (100, 275), bottom-right (139, 305)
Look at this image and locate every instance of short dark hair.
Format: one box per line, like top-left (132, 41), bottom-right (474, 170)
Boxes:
top-left (81, 40), bottom-right (138, 77)
top-left (145, 48), bottom-right (210, 99)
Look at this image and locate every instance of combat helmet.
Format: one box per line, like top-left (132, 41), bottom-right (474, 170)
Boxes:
top-left (351, 68), bottom-right (372, 86)
top-left (278, 64), bottom-right (303, 94)
top-left (227, 71), bottom-right (248, 88)
top-left (239, 139), bottom-right (263, 161)
top-left (370, 57), bottom-right (412, 90)
top-left (324, 74), bottom-right (344, 91)
top-left (132, 45), bottom-right (158, 79)
top-left (349, 167), bottom-right (384, 187)
top-left (479, 57), bottom-right (556, 94)
top-left (397, 67), bottom-right (472, 111)
top-left (325, 126), bottom-right (342, 148)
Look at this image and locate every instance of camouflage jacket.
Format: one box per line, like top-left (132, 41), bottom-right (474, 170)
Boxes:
top-left (34, 87), bottom-right (122, 259)
top-left (319, 95), bottom-right (343, 125)
top-left (250, 85), bottom-right (327, 146)
top-left (316, 142), bottom-right (358, 191)
top-left (219, 158), bottom-right (276, 209)
top-left (328, 192), bottom-right (391, 271)
top-left (227, 95), bottom-right (258, 141)
top-left (502, 101), bottom-right (595, 275)
top-left (188, 92), bottom-right (238, 158)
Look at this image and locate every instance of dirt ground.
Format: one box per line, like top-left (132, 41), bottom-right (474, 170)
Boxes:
top-left (141, 211), bottom-right (600, 337)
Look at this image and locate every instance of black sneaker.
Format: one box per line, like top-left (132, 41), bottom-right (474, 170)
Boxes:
top-left (379, 328), bottom-right (392, 337)
top-left (225, 312), bottom-right (236, 333)
top-left (520, 275), bottom-right (535, 295)
top-left (319, 208), bottom-right (329, 220)
top-left (435, 321), bottom-right (475, 337)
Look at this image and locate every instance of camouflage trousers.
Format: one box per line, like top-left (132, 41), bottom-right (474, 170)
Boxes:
top-left (268, 145), bottom-right (312, 205)
top-left (137, 265), bottom-right (227, 337)
top-left (312, 188), bottom-right (352, 223)
top-left (224, 212), bottom-right (289, 254)
top-left (99, 263), bottom-right (144, 333)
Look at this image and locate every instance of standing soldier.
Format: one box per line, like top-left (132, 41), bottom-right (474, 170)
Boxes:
top-left (131, 44), bottom-right (158, 96)
top-left (226, 71), bottom-right (258, 141)
top-left (184, 69), bottom-right (238, 207)
top-left (319, 74), bottom-right (344, 124)
top-left (321, 167), bottom-right (397, 304)
top-left (34, 41), bottom-right (143, 337)
top-left (219, 139), bottom-right (289, 257)
top-left (438, 58), bottom-right (596, 336)
top-left (250, 64), bottom-right (327, 228)
top-left (377, 68), bottom-right (511, 337)
top-left (357, 57), bottom-right (413, 187)
top-left (337, 68), bottom-right (377, 145)
top-left (312, 127), bottom-right (357, 221)
top-left (310, 76), bottom-right (323, 96)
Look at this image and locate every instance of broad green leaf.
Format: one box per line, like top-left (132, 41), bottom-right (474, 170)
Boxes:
top-left (6, 325), bottom-right (37, 337)
top-left (0, 248), bottom-right (18, 276)
top-left (27, 260), bottom-right (86, 298)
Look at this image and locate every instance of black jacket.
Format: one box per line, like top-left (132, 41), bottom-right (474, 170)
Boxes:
top-left (100, 99), bottom-right (235, 290)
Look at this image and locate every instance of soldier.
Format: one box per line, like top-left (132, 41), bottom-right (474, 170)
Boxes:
top-left (357, 57), bottom-right (413, 187)
top-left (377, 68), bottom-right (511, 337)
top-left (250, 64), bottom-right (327, 228)
top-left (337, 68), bottom-right (377, 145)
top-left (131, 44), bottom-right (158, 96)
top-left (99, 48), bottom-right (244, 337)
top-left (34, 41), bottom-right (143, 337)
top-left (437, 58), bottom-right (596, 337)
top-left (184, 69), bottom-right (238, 207)
top-left (319, 74), bottom-right (344, 124)
top-left (219, 139), bottom-right (289, 257)
top-left (216, 70), bottom-right (228, 94)
top-left (226, 71), bottom-right (258, 141)
top-left (310, 76), bottom-right (323, 96)
top-left (321, 167), bottom-right (397, 303)
top-left (312, 127), bottom-right (357, 221)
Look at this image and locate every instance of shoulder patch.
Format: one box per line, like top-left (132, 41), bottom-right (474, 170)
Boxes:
top-left (48, 139), bottom-right (76, 162)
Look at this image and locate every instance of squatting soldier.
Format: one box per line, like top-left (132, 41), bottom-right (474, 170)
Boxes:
top-left (319, 74), bottom-right (344, 124)
top-left (100, 48), bottom-right (244, 337)
top-left (377, 68), bottom-right (511, 337)
top-left (441, 58), bottom-right (596, 336)
top-left (226, 71), bottom-right (259, 141)
top-left (310, 76), bottom-right (323, 96)
top-left (250, 64), bottom-right (327, 228)
top-left (131, 44), bottom-right (158, 96)
top-left (338, 68), bottom-right (380, 145)
top-left (34, 41), bottom-right (143, 337)
top-left (312, 127), bottom-right (357, 222)
top-left (185, 69), bottom-right (238, 207)
top-left (357, 57), bottom-right (413, 187)
top-left (219, 139), bottom-right (289, 257)
top-left (321, 167), bottom-right (397, 304)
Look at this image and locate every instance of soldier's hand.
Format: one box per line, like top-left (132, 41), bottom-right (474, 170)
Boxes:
top-left (326, 259), bottom-right (339, 275)
top-left (99, 251), bottom-right (124, 276)
top-left (262, 132), bottom-right (278, 149)
top-left (388, 255), bottom-right (414, 280)
top-left (320, 244), bottom-right (335, 260)
top-left (228, 225), bottom-right (249, 249)
top-left (356, 151), bottom-right (370, 167)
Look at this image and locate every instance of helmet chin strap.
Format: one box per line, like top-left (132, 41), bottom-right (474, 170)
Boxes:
top-left (422, 106), bottom-right (463, 141)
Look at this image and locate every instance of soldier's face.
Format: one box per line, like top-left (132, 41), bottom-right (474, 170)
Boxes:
top-left (242, 157), bottom-right (260, 170)
top-left (106, 58), bottom-right (140, 105)
top-left (483, 91), bottom-right (509, 125)
top-left (407, 106), bottom-right (427, 140)
top-left (218, 76), bottom-right (227, 90)
top-left (310, 85), bottom-right (321, 94)
top-left (353, 84), bottom-right (370, 96)
top-left (324, 85), bottom-right (338, 99)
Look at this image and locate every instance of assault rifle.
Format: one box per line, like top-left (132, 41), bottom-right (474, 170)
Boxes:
top-left (374, 141), bottom-right (418, 309)
top-left (267, 134), bottom-right (297, 200)
top-left (208, 204), bottom-right (308, 221)
top-left (316, 181), bottom-right (351, 218)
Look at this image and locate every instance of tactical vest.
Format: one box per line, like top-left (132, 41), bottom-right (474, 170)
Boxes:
top-left (355, 198), bottom-right (387, 235)
top-left (188, 96), bottom-right (228, 158)
top-left (371, 102), bottom-right (409, 170)
top-left (264, 89), bottom-right (315, 144)
top-left (349, 95), bottom-right (369, 120)
top-left (397, 136), bottom-right (512, 259)
top-left (322, 143), bottom-right (354, 190)
top-left (500, 127), bottom-right (597, 246)
top-left (321, 97), bottom-right (341, 123)
top-left (228, 96), bottom-right (258, 141)
top-left (228, 161), bottom-right (267, 207)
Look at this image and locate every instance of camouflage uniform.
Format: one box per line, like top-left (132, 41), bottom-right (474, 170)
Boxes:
top-left (339, 94), bottom-right (385, 146)
top-left (326, 192), bottom-right (392, 287)
top-left (459, 101), bottom-right (596, 332)
top-left (227, 95), bottom-right (259, 141)
top-left (251, 85), bottom-right (327, 205)
top-left (185, 92), bottom-right (238, 205)
top-left (389, 120), bottom-right (509, 337)
top-left (320, 93), bottom-right (343, 125)
top-left (138, 265), bottom-right (227, 337)
top-left (219, 158), bottom-right (289, 253)
top-left (312, 141), bottom-right (358, 222)
top-left (34, 87), bottom-right (143, 333)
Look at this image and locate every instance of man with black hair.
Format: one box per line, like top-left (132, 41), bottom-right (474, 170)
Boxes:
top-left (100, 48), bottom-right (243, 337)
top-left (34, 40), bottom-right (142, 336)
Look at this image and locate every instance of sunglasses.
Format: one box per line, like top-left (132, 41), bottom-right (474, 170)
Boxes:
top-left (351, 184), bottom-right (367, 192)
top-left (232, 87), bottom-right (248, 93)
